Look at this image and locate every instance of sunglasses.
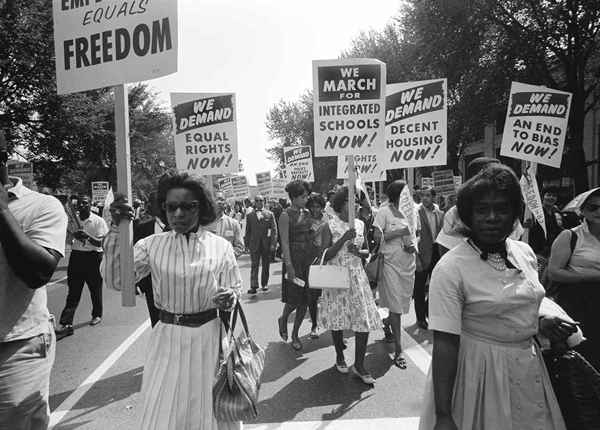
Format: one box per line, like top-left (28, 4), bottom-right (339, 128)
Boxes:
top-left (584, 204), bottom-right (600, 212)
top-left (162, 201), bottom-right (200, 212)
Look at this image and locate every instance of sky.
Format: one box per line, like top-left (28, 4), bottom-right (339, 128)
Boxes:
top-left (148, 0), bottom-right (401, 184)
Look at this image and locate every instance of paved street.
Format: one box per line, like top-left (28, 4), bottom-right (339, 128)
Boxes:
top-left (46, 253), bottom-right (433, 430)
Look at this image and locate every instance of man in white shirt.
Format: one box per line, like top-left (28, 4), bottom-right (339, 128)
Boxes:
top-left (56, 196), bottom-right (109, 335)
top-left (207, 193), bottom-right (244, 256)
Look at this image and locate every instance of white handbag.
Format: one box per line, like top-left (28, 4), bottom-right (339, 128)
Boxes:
top-left (308, 250), bottom-right (350, 290)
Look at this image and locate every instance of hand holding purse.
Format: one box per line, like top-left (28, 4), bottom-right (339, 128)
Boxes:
top-left (308, 250), bottom-right (350, 290)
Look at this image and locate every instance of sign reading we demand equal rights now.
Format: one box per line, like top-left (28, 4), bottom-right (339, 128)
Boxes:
top-left (53, 0), bottom-right (177, 94)
top-left (312, 59), bottom-right (386, 156)
top-left (500, 82), bottom-right (572, 168)
top-left (171, 93), bottom-right (239, 176)
top-left (384, 79), bottom-right (447, 168)
top-left (283, 146), bottom-right (314, 182)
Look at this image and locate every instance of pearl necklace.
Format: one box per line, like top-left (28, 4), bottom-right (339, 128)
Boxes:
top-left (486, 252), bottom-right (508, 271)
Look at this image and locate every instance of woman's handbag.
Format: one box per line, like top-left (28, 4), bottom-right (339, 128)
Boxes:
top-left (308, 250), bottom-right (350, 290)
top-left (213, 302), bottom-right (265, 422)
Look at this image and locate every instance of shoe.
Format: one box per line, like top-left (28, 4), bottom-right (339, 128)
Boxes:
top-left (261, 286), bottom-right (269, 292)
top-left (392, 353), bottom-right (408, 369)
top-left (309, 330), bottom-right (319, 339)
top-left (417, 320), bottom-right (429, 330)
top-left (90, 317), bottom-right (102, 326)
top-left (247, 288), bottom-right (257, 295)
top-left (277, 316), bottom-right (288, 342)
top-left (335, 361), bottom-right (349, 374)
top-left (291, 338), bottom-right (302, 351)
top-left (351, 366), bottom-right (375, 385)
top-left (55, 324), bottom-right (74, 336)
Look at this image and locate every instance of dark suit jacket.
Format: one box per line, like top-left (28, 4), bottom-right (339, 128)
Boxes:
top-left (244, 209), bottom-right (277, 253)
top-left (133, 219), bottom-right (158, 294)
top-left (417, 204), bottom-right (444, 271)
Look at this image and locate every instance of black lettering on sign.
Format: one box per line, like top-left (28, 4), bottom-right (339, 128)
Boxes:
top-left (509, 92), bottom-right (569, 118)
top-left (174, 95), bottom-right (234, 134)
top-left (318, 65), bottom-right (381, 102)
top-left (385, 81), bottom-right (444, 125)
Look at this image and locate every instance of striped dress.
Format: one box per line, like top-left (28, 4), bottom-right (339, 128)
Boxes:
top-left (131, 228), bottom-right (242, 430)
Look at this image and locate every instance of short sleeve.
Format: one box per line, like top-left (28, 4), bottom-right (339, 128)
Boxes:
top-left (428, 257), bottom-right (464, 335)
top-left (373, 207), bottom-right (387, 231)
top-left (219, 242), bottom-right (242, 293)
top-left (25, 196), bottom-right (68, 256)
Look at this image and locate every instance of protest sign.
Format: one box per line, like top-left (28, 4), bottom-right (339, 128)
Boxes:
top-left (453, 176), bottom-right (463, 189)
top-left (230, 176), bottom-right (249, 200)
top-left (432, 169), bottom-right (456, 197)
top-left (500, 82), bottom-right (572, 168)
top-left (421, 177), bottom-right (434, 188)
top-left (52, 0), bottom-right (177, 95)
top-left (337, 154), bottom-right (386, 182)
top-left (171, 93), bottom-right (238, 176)
top-left (7, 160), bottom-right (35, 189)
top-left (384, 79), bottom-right (447, 169)
top-left (256, 171), bottom-right (273, 197)
top-left (271, 178), bottom-right (288, 200)
top-left (520, 163), bottom-right (546, 237)
top-left (312, 59), bottom-right (386, 157)
top-left (283, 146), bottom-right (314, 182)
top-left (398, 185), bottom-right (418, 239)
top-left (91, 181), bottom-right (110, 204)
top-left (218, 176), bottom-right (234, 200)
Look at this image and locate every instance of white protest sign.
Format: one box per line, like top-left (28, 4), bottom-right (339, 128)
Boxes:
top-left (271, 178), bottom-right (288, 200)
top-left (500, 82), bottom-right (572, 168)
top-left (337, 154), bottom-right (386, 182)
top-left (421, 177), bottom-right (434, 188)
top-left (453, 176), bottom-right (463, 189)
top-left (91, 181), bottom-right (110, 204)
top-left (256, 171), bottom-right (272, 197)
top-left (52, 0), bottom-right (177, 95)
top-left (230, 176), bottom-right (249, 200)
top-left (520, 163), bottom-right (546, 238)
top-left (284, 146), bottom-right (314, 182)
top-left (432, 169), bottom-right (456, 197)
top-left (384, 79), bottom-right (447, 169)
top-left (171, 93), bottom-right (238, 176)
top-left (7, 160), bottom-right (35, 189)
top-left (312, 58), bottom-right (386, 156)
top-left (218, 176), bottom-right (234, 200)
top-left (398, 185), bottom-right (418, 239)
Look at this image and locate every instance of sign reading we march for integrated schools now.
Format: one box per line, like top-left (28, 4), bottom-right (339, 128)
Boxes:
top-left (337, 154), bottom-right (386, 182)
top-left (385, 79), bottom-right (447, 169)
top-left (171, 93), bottom-right (238, 176)
top-left (313, 59), bottom-right (386, 157)
top-left (52, 0), bottom-right (177, 94)
top-left (500, 82), bottom-right (572, 168)
top-left (283, 146), bottom-right (314, 182)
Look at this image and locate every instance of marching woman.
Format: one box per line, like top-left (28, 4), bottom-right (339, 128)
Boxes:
top-left (319, 186), bottom-right (382, 384)
top-left (419, 164), bottom-right (572, 430)
top-left (107, 172), bottom-right (242, 430)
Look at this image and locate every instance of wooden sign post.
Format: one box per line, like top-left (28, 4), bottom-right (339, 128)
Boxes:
top-left (347, 156), bottom-right (356, 226)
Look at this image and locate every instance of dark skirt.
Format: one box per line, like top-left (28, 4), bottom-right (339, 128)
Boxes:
top-left (281, 243), bottom-right (320, 306)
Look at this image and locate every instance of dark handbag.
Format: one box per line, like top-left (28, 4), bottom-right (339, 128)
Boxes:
top-left (543, 348), bottom-right (600, 430)
top-left (365, 253), bottom-right (383, 286)
top-left (213, 302), bottom-right (265, 421)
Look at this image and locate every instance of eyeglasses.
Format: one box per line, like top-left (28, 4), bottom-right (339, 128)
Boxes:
top-left (162, 201), bottom-right (200, 212)
top-left (584, 204), bottom-right (600, 212)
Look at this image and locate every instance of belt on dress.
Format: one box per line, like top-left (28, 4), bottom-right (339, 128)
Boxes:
top-left (159, 308), bottom-right (218, 327)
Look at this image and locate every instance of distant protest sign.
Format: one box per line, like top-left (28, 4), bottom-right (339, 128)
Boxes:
top-left (421, 177), bottom-right (434, 188)
top-left (500, 82), bottom-right (572, 168)
top-left (256, 172), bottom-right (272, 197)
top-left (271, 178), bottom-right (288, 200)
top-left (337, 154), bottom-right (386, 182)
top-left (52, 0), bottom-right (177, 95)
top-left (171, 93), bottom-right (238, 176)
top-left (432, 169), bottom-right (456, 197)
top-left (313, 59), bottom-right (386, 157)
top-left (91, 181), bottom-right (110, 204)
top-left (384, 79), bottom-right (447, 169)
top-left (230, 176), bottom-right (249, 200)
top-left (218, 176), bottom-right (234, 200)
top-left (520, 163), bottom-right (546, 237)
top-left (284, 146), bottom-right (314, 181)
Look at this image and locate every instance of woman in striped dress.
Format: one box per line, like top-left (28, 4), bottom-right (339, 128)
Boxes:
top-left (109, 172), bottom-right (242, 430)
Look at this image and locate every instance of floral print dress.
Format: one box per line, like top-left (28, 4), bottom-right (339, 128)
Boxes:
top-left (318, 214), bottom-right (383, 332)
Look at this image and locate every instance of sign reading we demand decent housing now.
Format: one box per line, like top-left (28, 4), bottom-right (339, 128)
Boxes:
top-left (283, 146), bottom-right (314, 182)
top-left (53, 0), bottom-right (177, 94)
top-left (313, 59), bottom-right (386, 157)
top-left (500, 82), bottom-right (572, 168)
top-left (384, 79), bottom-right (447, 169)
top-left (171, 93), bottom-right (239, 176)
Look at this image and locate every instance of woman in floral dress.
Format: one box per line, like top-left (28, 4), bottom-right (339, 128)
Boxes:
top-left (319, 187), bottom-right (382, 384)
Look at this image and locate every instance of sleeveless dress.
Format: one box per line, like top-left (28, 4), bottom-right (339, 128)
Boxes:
top-left (318, 215), bottom-right (382, 332)
top-left (281, 207), bottom-right (313, 306)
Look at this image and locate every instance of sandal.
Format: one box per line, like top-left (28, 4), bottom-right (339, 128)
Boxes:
top-left (291, 338), bottom-right (302, 351)
top-left (350, 366), bottom-right (375, 385)
top-left (393, 353), bottom-right (407, 369)
top-left (277, 316), bottom-right (288, 342)
top-left (309, 330), bottom-right (319, 339)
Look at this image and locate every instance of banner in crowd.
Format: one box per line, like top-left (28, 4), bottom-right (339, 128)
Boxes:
top-left (384, 79), bottom-right (447, 169)
top-left (271, 178), bottom-right (288, 200)
top-left (520, 162), bottom-right (546, 237)
top-left (52, 0), bottom-right (178, 95)
top-left (432, 169), bottom-right (456, 197)
top-left (256, 171), bottom-right (273, 197)
top-left (312, 58), bottom-right (386, 157)
top-left (500, 82), bottom-right (572, 168)
top-left (218, 176), bottom-right (234, 200)
top-left (7, 160), bottom-right (35, 189)
top-left (91, 181), bottom-right (110, 204)
top-left (337, 154), bottom-right (386, 182)
top-left (283, 146), bottom-right (314, 182)
top-left (421, 177), bottom-right (434, 188)
top-left (398, 185), bottom-right (418, 239)
top-left (230, 175), bottom-right (249, 200)
top-left (453, 176), bottom-right (463, 189)
top-left (171, 92), bottom-right (238, 176)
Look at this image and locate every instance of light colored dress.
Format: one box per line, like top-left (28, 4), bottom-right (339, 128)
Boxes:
top-left (132, 229), bottom-right (242, 430)
top-left (373, 205), bottom-right (416, 314)
top-left (419, 239), bottom-right (566, 430)
top-left (318, 215), bottom-right (382, 332)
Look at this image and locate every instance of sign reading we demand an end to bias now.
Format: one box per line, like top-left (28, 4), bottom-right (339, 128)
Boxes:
top-left (313, 59), bottom-right (386, 157)
top-left (283, 146), bottom-right (314, 182)
top-left (52, 0), bottom-right (177, 94)
top-left (500, 82), bottom-right (572, 168)
top-left (171, 93), bottom-right (239, 176)
top-left (385, 79), bottom-right (447, 169)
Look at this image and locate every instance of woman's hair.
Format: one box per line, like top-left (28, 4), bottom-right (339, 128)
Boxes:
top-left (157, 171), bottom-right (217, 226)
top-left (465, 157), bottom-right (500, 180)
top-left (307, 192), bottom-right (325, 209)
top-left (332, 186), bottom-right (350, 213)
top-left (457, 164), bottom-right (523, 230)
top-left (285, 180), bottom-right (311, 200)
top-left (385, 180), bottom-right (407, 203)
